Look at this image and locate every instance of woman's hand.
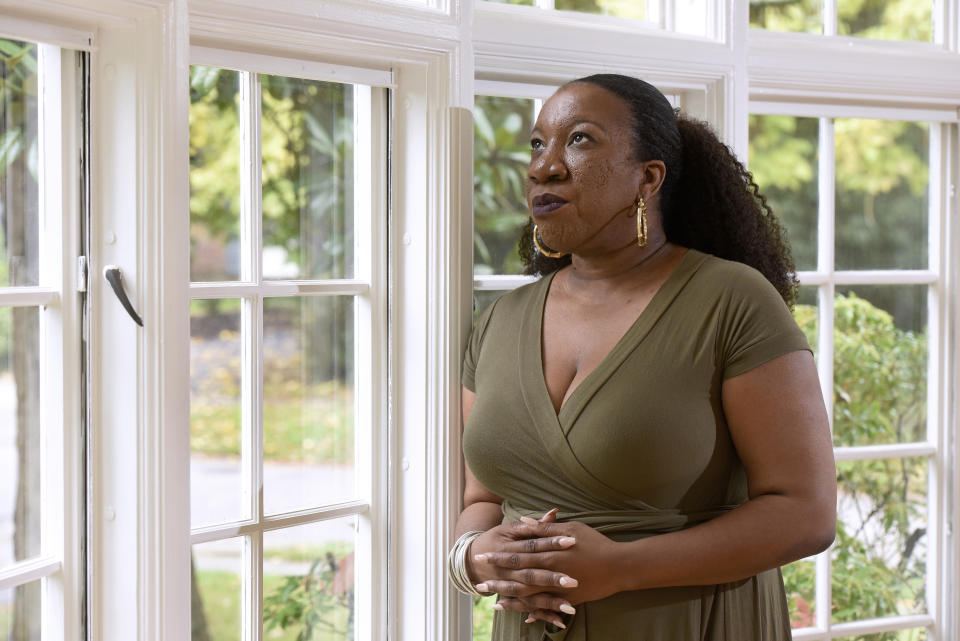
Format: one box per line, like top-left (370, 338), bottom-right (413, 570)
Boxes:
top-left (468, 512), bottom-right (579, 591)
top-left (474, 512), bottom-right (626, 628)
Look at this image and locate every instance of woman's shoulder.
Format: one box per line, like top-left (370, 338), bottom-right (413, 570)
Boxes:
top-left (686, 249), bottom-right (784, 301)
top-left (474, 273), bottom-right (549, 321)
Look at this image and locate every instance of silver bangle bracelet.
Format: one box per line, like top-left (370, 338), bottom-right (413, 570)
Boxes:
top-left (448, 530), bottom-right (485, 596)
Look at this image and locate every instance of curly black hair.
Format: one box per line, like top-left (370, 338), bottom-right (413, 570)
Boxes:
top-left (519, 73), bottom-right (798, 306)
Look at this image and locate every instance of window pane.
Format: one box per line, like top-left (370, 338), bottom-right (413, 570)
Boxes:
top-left (781, 558), bottom-right (815, 629)
top-left (0, 307), bottom-right (40, 569)
top-left (190, 66), bottom-right (242, 282)
top-left (0, 39), bottom-right (40, 288)
top-left (474, 96), bottom-right (536, 276)
top-left (838, 0), bottom-right (933, 41)
top-left (793, 286), bottom-right (819, 358)
top-left (553, 0), bottom-right (646, 20)
top-left (1, 579), bottom-right (41, 640)
top-left (835, 119), bottom-right (928, 270)
top-left (192, 537), bottom-right (243, 641)
top-left (748, 115), bottom-right (819, 271)
top-left (484, 0), bottom-right (535, 5)
top-left (261, 76), bottom-right (354, 281)
top-left (833, 286), bottom-right (927, 447)
top-left (263, 296), bottom-right (355, 515)
top-left (473, 594), bottom-right (497, 641)
top-left (190, 299), bottom-right (245, 528)
top-left (833, 457), bottom-right (928, 623)
top-left (749, 0), bottom-right (821, 34)
top-left (263, 517), bottom-right (356, 641)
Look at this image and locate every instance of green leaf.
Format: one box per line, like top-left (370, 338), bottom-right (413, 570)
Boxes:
top-left (0, 128), bottom-right (24, 176)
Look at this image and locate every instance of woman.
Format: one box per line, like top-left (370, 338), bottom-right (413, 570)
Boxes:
top-left (451, 74), bottom-right (837, 640)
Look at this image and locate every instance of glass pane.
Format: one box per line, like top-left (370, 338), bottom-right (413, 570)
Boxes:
top-left (838, 0), bottom-right (933, 41)
top-left (833, 286), bottom-right (927, 447)
top-left (0, 307), bottom-right (40, 569)
top-left (192, 537), bottom-right (243, 641)
top-left (263, 517), bottom-right (356, 641)
top-left (833, 457), bottom-right (928, 623)
top-left (261, 75), bottom-right (354, 281)
top-left (483, 0), bottom-right (535, 4)
top-left (749, 0), bottom-right (821, 34)
top-left (190, 66), bottom-right (242, 282)
top-left (0, 580), bottom-right (41, 640)
top-left (835, 629), bottom-right (928, 641)
top-left (793, 285), bottom-right (819, 358)
top-left (474, 96), bottom-right (536, 276)
top-left (190, 299), bottom-right (244, 528)
top-left (781, 558), bottom-right (815, 629)
top-left (263, 296), bottom-right (355, 515)
top-left (835, 119), bottom-right (928, 270)
top-left (0, 39), bottom-right (40, 288)
top-left (748, 115), bottom-right (819, 271)
top-left (553, 0), bottom-right (646, 20)
top-left (473, 594), bottom-right (497, 641)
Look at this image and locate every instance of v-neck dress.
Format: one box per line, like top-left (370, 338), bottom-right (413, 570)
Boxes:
top-left (461, 249), bottom-right (811, 641)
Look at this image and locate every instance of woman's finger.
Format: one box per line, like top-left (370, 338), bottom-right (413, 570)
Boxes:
top-left (525, 608), bottom-right (567, 629)
top-left (500, 593), bottom-right (575, 615)
top-left (494, 599), bottom-right (567, 629)
top-left (477, 535), bottom-right (576, 558)
top-left (475, 551), bottom-right (579, 583)
top-left (474, 579), bottom-right (540, 598)
top-left (539, 508), bottom-right (559, 523)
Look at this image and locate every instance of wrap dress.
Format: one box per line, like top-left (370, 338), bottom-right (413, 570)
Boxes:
top-left (461, 249), bottom-right (812, 641)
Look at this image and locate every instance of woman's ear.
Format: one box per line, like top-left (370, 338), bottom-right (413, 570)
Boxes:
top-left (639, 160), bottom-right (667, 200)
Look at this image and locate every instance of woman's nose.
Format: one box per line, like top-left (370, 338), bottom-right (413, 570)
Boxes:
top-left (528, 145), bottom-right (568, 183)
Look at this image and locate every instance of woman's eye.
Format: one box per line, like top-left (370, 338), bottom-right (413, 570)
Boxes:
top-left (571, 132), bottom-right (588, 144)
top-left (530, 139), bottom-right (544, 150)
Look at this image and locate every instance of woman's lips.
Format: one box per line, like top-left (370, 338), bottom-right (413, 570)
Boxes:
top-left (531, 194), bottom-right (568, 217)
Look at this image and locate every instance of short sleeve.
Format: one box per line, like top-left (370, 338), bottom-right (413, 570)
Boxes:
top-left (461, 297), bottom-right (500, 392)
top-left (717, 266), bottom-right (812, 380)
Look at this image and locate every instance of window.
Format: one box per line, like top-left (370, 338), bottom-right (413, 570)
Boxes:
top-left (187, 59), bottom-right (389, 641)
top-left (748, 110), bottom-right (946, 638)
top-left (749, 0), bottom-right (935, 41)
top-left (0, 37), bottom-right (84, 641)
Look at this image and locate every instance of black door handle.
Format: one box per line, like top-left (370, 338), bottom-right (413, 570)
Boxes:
top-left (103, 265), bottom-right (143, 327)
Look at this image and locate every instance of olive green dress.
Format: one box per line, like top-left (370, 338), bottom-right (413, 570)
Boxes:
top-left (461, 249), bottom-right (811, 641)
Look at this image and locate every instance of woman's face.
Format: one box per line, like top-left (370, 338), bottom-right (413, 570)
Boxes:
top-left (525, 82), bottom-right (645, 256)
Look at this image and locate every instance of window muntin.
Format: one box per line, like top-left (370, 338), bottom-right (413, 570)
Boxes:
top-left (188, 61), bottom-right (386, 641)
top-left (749, 110), bottom-right (943, 638)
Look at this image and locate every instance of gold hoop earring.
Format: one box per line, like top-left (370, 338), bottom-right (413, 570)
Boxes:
top-left (636, 197), bottom-right (648, 248)
top-left (533, 224), bottom-right (567, 259)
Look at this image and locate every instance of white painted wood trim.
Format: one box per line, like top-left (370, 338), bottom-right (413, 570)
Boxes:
top-left (472, 275), bottom-right (537, 290)
top-left (189, 280), bottom-right (370, 297)
top-left (189, 501), bottom-right (371, 544)
top-left (0, 12), bottom-right (93, 50)
top-left (191, 46), bottom-right (394, 87)
top-left (750, 99), bottom-right (960, 123)
top-left (0, 558), bottom-right (62, 591)
top-left (828, 614), bottom-right (934, 636)
top-left (0, 288), bottom-right (60, 307)
top-left (833, 443), bottom-right (938, 462)
top-left (797, 270), bottom-right (939, 286)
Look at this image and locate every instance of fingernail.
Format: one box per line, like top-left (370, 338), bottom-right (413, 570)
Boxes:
top-left (558, 537), bottom-right (576, 548)
top-left (492, 603), bottom-right (504, 611)
top-left (520, 516), bottom-right (537, 525)
top-left (559, 604), bottom-right (576, 615)
top-left (524, 616), bottom-right (535, 624)
top-left (542, 508), bottom-right (559, 519)
top-left (475, 583), bottom-right (488, 592)
top-left (555, 621), bottom-right (567, 629)
top-left (559, 576), bottom-right (579, 587)
top-left (473, 553), bottom-right (487, 562)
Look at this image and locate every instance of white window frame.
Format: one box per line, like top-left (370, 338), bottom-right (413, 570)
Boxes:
top-left (0, 28), bottom-right (85, 641)
top-left (186, 49), bottom-right (391, 641)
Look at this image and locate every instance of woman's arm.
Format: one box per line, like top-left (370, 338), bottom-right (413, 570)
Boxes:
top-left (454, 387), bottom-right (505, 538)
top-left (479, 350), bottom-right (836, 603)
